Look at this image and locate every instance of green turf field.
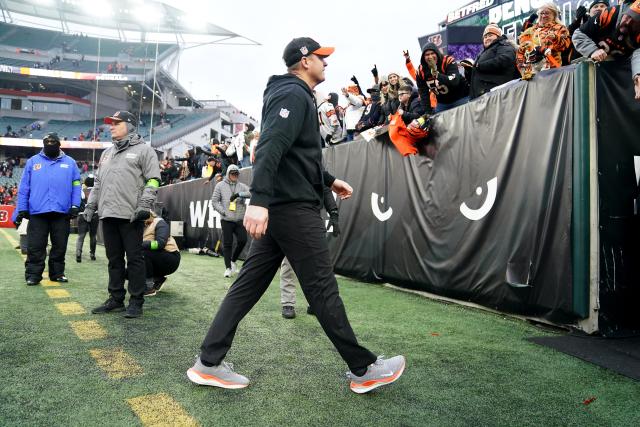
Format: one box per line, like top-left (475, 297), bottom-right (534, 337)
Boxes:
top-left (1, 228), bottom-right (639, 427)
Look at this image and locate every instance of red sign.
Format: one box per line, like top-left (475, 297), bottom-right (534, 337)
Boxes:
top-left (0, 205), bottom-right (16, 228)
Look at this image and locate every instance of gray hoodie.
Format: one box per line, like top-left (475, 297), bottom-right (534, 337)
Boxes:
top-left (212, 164), bottom-right (251, 222)
top-left (86, 133), bottom-right (161, 220)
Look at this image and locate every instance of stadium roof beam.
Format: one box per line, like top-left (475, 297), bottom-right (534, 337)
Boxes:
top-left (0, 0), bottom-right (12, 23)
top-left (0, 0), bottom-right (260, 46)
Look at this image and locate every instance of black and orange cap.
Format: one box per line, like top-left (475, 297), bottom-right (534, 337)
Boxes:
top-left (104, 110), bottom-right (137, 126)
top-left (283, 37), bottom-right (335, 67)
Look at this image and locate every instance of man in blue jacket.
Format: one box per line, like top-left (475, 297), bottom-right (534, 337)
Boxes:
top-left (16, 133), bottom-right (81, 286)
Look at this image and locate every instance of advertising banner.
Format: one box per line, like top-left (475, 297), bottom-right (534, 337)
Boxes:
top-left (0, 204), bottom-right (16, 228)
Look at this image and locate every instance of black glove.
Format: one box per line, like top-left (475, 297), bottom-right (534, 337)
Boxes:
top-left (230, 193), bottom-right (239, 202)
top-left (530, 46), bottom-right (546, 63)
top-left (131, 208), bottom-right (151, 222)
top-left (14, 210), bottom-right (29, 227)
top-left (575, 5), bottom-right (587, 22)
top-left (327, 210), bottom-right (340, 237)
top-left (370, 64), bottom-right (378, 78)
top-left (350, 75), bottom-right (359, 86)
top-left (68, 206), bottom-right (79, 218)
top-left (526, 12), bottom-right (538, 26)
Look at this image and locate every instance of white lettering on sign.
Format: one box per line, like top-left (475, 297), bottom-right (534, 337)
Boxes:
top-left (490, 0), bottom-right (561, 25)
top-left (447, 0), bottom-right (496, 23)
top-left (189, 200), bottom-right (222, 229)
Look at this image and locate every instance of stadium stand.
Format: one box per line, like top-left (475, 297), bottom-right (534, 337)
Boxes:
top-left (0, 22), bottom-right (173, 58)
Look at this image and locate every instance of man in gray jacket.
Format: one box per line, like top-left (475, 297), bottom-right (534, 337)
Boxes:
top-left (212, 164), bottom-right (251, 278)
top-left (85, 111), bottom-right (161, 318)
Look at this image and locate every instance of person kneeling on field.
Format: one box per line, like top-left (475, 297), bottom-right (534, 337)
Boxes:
top-left (142, 211), bottom-right (181, 296)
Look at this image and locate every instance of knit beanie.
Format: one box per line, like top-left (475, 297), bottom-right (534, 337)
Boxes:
top-left (483, 23), bottom-right (503, 37)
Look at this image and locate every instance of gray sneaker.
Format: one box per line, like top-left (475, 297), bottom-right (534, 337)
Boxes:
top-left (187, 357), bottom-right (249, 389)
top-left (347, 355), bottom-right (406, 394)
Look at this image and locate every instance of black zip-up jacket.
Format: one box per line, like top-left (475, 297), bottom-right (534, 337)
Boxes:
top-left (251, 73), bottom-right (335, 209)
top-left (357, 95), bottom-right (382, 131)
top-left (399, 92), bottom-right (425, 125)
top-left (469, 35), bottom-right (520, 99)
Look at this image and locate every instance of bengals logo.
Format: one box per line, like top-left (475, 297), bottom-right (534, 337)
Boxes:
top-left (33, 163), bottom-right (42, 171)
top-left (429, 34), bottom-right (443, 47)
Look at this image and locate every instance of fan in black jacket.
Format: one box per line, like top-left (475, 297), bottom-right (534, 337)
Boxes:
top-left (469, 26), bottom-right (520, 100)
top-left (416, 42), bottom-right (469, 113)
top-left (396, 86), bottom-right (425, 124)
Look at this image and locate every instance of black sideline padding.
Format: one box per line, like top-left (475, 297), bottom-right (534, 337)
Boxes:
top-left (528, 335), bottom-right (640, 381)
top-left (595, 60), bottom-right (640, 336)
top-left (325, 66), bottom-right (575, 322)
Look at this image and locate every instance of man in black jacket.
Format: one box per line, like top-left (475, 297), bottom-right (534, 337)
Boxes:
top-left (469, 24), bottom-right (520, 99)
top-left (355, 85), bottom-right (382, 132)
top-left (416, 42), bottom-right (469, 113)
top-left (188, 37), bottom-right (405, 394)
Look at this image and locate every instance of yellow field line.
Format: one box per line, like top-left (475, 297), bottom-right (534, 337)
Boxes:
top-left (127, 393), bottom-right (199, 427)
top-left (69, 320), bottom-right (108, 341)
top-left (89, 348), bottom-right (144, 379)
top-left (0, 228), bottom-right (19, 247)
top-left (41, 280), bottom-right (61, 287)
top-left (45, 289), bottom-right (71, 299)
top-left (55, 301), bottom-right (86, 315)
top-left (4, 228), bottom-right (196, 426)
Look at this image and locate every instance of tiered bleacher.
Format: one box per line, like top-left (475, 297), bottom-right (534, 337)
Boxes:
top-left (1, 111), bottom-right (220, 143)
top-left (0, 22), bottom-right (176, 91)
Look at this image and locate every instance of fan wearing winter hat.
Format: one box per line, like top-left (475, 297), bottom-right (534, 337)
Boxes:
top-left (469, 23), bottom-right (520, 99)
top-left (516, 3), bottom-right (571, 78)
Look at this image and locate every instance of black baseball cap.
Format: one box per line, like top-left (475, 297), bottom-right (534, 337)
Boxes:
top-left (104, 110), bottom-right (138, 126)
top-left (366, 84), bottom-right (380, 94)
top-left (283, 37), bottom-right (335, 67)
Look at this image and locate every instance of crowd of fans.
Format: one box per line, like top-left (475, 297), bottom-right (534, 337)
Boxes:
top-left (314, 1), bottom-right (640, 150)
top-left (106, 61), bottom-right (129, 74)
top-left (1, 156), bottom-right (20, 177)
top-left (76, 161), bottom-right (97, 174)
top-left (159, 123), bottom-right (259, 186)
top-left (1, 156), bottom-right (22, 205)
top-left (3, 122), bottom-right (110, 141)
top-left (0, 184), bottom-right (17, 205)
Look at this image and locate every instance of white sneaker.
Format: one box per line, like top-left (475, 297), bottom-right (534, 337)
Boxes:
top-left (347, 355), bottom-right (406, 394)
top-left (187, 357), bottom-right (249, 389)
top-left (224, 268), bottom-right (232, 278)
top-left (230, 261), bottom-right (238, 273)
